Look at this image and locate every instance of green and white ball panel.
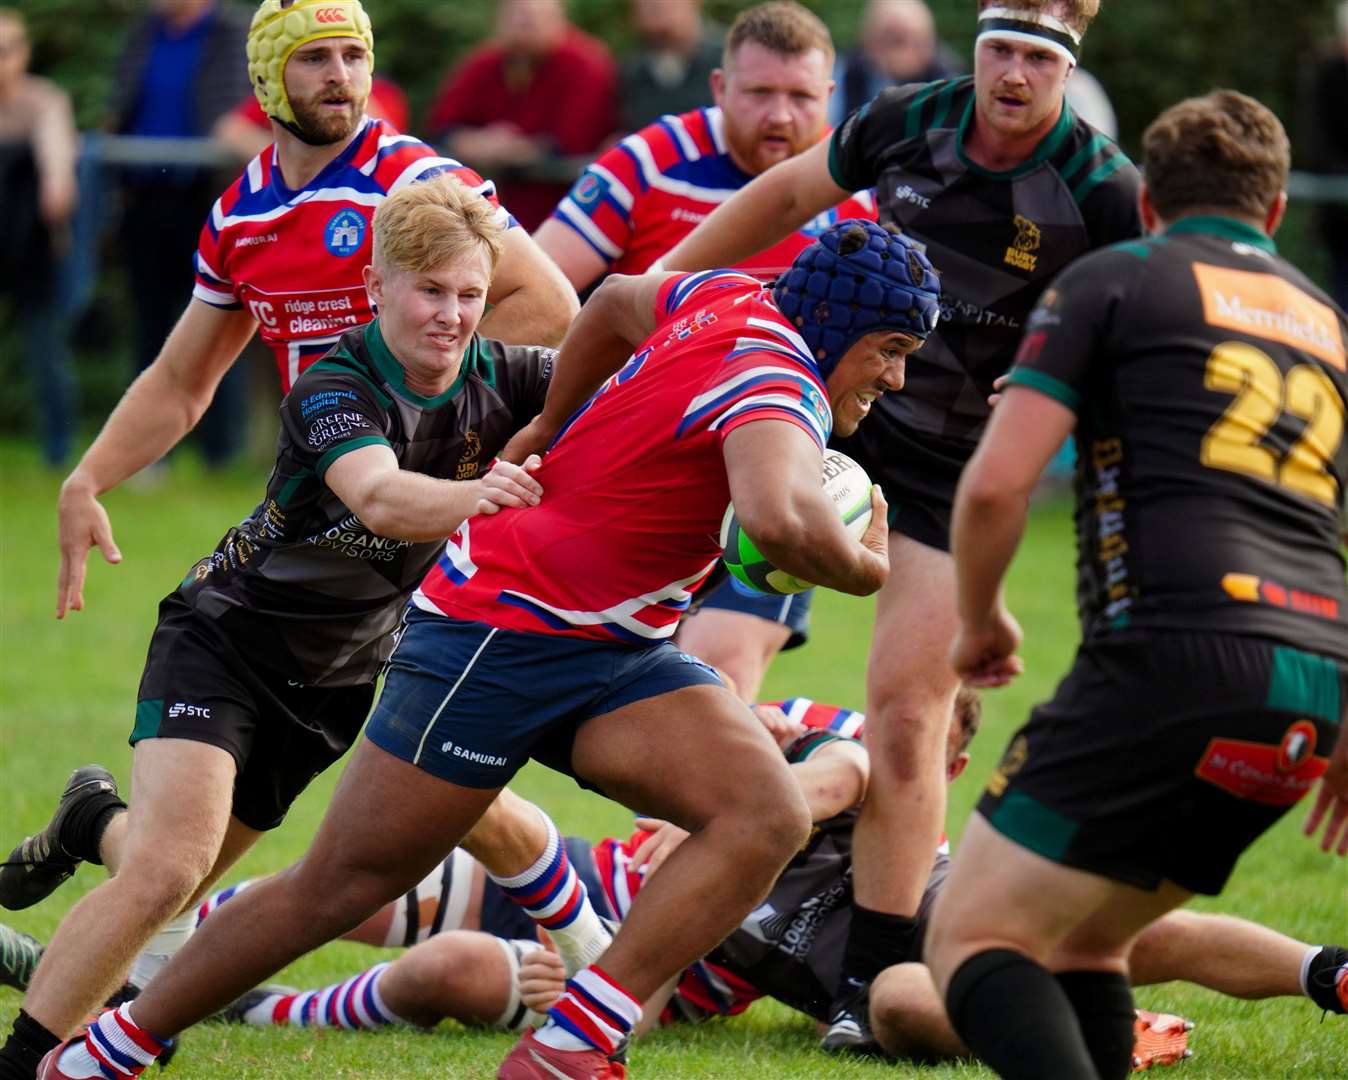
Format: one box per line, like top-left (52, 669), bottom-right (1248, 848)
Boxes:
top-left (720, 451), bottom-right (873, 596)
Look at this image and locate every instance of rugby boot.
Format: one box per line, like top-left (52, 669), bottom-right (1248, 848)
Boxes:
top-left (1305, 945), bottom-right (1348, 1015)
top-left (0, 923), bottom-right (43, 990)
top-left (497, 1030), bottom-right (627, 1079)
top-left (819, 978), bottom-right (886, 1057)
top-left (211, 985), bottom-right (298, 1024)
top-left (0, 766), bottom-right (120, 910)
top-left (1131, 1009), bottom-right (1193, 1071)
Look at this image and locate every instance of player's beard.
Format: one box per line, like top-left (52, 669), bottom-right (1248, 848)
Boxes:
top-left (289, 90), bottom-right (365, 145)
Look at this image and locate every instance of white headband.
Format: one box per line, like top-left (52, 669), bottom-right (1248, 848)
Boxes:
top-left (977, 6), bottom-right (1081, 65)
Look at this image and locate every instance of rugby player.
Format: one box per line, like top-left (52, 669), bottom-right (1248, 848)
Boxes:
top-left (55, 0), bottom-right (577, 627)
top-left (40, 221), bottom-right (941, 1080)
top-left (658, 0), bottom-right (1143, 1047)
top-left (535, 0), bottom-right (878, 701)
top-left (927, 90), bottom-right (1348, 1080)
top-left (0, 176), bottom-right (610, 1080)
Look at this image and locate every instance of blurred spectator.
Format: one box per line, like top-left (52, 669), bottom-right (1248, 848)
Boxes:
top-left (427, 0), bottom-right (617, 231)
top-left (620, 0), bottom-right (723, 133)
top-left (1066, 67), bottom-right (1117, 140)
top-left (109, 0), bottom-right (250, 468)
top-left (1304, 0), bottom-right (1348, 310)
top-left (214, 73), bottom-right (410, 160)
top-left (828, 0), bottom-right (963, 125)
top-left (0, 7), bottom-right (78, 466)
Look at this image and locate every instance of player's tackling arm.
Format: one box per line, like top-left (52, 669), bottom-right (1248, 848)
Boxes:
top-left (661, 140), bottom-right (848, 272)
top-left (949, 386), bottom-right (1075, 686)
top-left (532, 217), bottom-right (610, 294)
top-left (498, 272), bottom-right (673, 462)
top-left (791, 738), bottom-right (870, 821)
top-left (479, 227), bottom-right (580, 348)
top-left (724, 419), bottom-right (888, 597)
top-left (323, 444), bottom-right (543, 542)
top-left (56, 299), bottom-right (258, 618)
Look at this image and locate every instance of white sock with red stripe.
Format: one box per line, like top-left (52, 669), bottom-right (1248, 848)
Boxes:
top-left (55, 1004), bottom-right (168, 1078)
top-left (239, 962), bottom-right (409, 1029)
top-left (534, 965), bottom-right (641, 1055)
top-left (488, 810), bottom-right (611, 976)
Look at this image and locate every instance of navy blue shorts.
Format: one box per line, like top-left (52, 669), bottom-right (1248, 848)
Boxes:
top-left (695, 576), bottom-right (814, 649)
top-left (365, 612), bottom-right (724, 788)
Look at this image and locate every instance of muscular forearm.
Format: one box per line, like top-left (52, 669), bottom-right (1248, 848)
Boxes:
top-left (790, 744), bottom-right (869, 821)
top-left (748, 504), bottom-right (884, 597)
top-left (67, 366), bottom-right (217, 496)
top-left (662, 142), bottom-right (837, 272)
top-left (950, 484), bottom-right (1027, 626)
top-left (351, 469), bottom-right (484, 542)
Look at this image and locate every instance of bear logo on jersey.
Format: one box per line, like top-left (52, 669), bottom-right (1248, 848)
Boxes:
top-left (325, 208), bottom-right (368, 257)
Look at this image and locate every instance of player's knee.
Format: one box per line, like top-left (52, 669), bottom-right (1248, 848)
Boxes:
top-left (747, 782), bottom-right (812, 863)
top-left (110, 857), bottom-right (211, 924)
top-left (871, 964), bottom-right (926, 1057)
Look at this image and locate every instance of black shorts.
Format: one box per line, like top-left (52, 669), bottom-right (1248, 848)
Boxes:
top-left (978, 632), bottom-right (1344, 895)
top-left (132, 595), bottom-right (376, 831)
top-left (831, 409), bottom-right (972, 552)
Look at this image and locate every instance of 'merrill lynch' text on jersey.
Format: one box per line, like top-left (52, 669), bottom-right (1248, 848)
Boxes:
top-left (1007, 216), bottom-right (1348, 660)
top-left (193, 117), bottom-right (511, 391)
top-left (414, 271), bottom-right (831, 643)
top-left (830, 78), bottom-right (1141, 442)
top-left (551, 106), bottom-right (876, 281)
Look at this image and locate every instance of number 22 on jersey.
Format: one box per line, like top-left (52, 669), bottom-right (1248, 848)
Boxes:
top-left (1201, 340), bottom-right (1345, 506)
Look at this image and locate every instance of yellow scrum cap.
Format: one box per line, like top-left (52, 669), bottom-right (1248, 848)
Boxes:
top-left (246, 0), bottom-right (375, 126)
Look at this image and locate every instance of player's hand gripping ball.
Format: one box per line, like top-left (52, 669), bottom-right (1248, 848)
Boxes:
top-left (720, 451), bottom-right (873, 595)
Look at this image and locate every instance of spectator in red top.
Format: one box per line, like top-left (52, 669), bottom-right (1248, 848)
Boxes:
top-left (427, 0), bottom-right (618, 230)
top-left (214, 73), bottom-right (410, 160)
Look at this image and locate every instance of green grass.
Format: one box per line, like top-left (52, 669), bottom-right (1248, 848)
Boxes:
top-left (1, 440), bottom-right (1345, 1078)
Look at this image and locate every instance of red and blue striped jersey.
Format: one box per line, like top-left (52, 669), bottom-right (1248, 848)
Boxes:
top-left (193, 117), bottom-right (512, 391)
top-left (549, 106), bottom-right (877, 281)
top-left (413, 270), bottom-right (832, 643)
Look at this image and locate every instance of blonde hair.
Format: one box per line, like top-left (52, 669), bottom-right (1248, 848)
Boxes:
top-left (724, 1), bottom-right (835, 69)
top-left (372, 175), bottom-right (506, 277)
top-left (976, 0), bottom-right (1100, 37)
top-left (1142, 90), bottom-right (1289, 223)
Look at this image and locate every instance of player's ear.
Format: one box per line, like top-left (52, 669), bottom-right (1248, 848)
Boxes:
top-left (1264, 190), bottom-right (1288, 238)
top-left (710, 67), bottom-right (726, 105)
top-left (947, 752), bottom-right (970, 783)
top-left (363, 263), bottom-right (382, 310)
top-left (1137, 183), bottom-right (1161, 236)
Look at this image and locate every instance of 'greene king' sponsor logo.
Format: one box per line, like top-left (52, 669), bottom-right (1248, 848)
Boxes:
top-left (1192, 263), bottom-right (1346, 371)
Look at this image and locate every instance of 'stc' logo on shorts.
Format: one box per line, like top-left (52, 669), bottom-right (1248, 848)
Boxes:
top-left (168, 702), bottom-right (212, 719)
top-left (314, 8), bottom-right (348, 23)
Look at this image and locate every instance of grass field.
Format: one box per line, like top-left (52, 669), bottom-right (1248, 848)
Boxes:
top-left (1, 439), bottom-right (1345, 1078)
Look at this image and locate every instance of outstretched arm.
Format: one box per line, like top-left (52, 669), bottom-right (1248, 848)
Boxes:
top-left (498, 272), bottom-right (673, 462)
top-left (56, 299), bottom-right (257, 617)
top-left (660, 140), bottom-right (848, 272)
top-left (480, 226), bottom-right (580, 348)
top-left (949, 386), bottom-right (1074, 687)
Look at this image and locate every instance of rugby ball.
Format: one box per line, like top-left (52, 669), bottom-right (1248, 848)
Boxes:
top-left (720, 451), bottom-right (874, 595)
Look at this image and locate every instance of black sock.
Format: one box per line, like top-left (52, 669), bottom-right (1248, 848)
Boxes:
top-left (1056, 970), bottom-right (1136, 1080)
top-left (837, 904), bottom-right (921, 994)
top-left (946, 948), bottom-right (1099, 1080)
top-left (1306, 945), bottom-right (1348, 1014)
top-left (59, 795), bottom-right (126, 866)
top-left (0, 1010), bottom-right (61, 1080)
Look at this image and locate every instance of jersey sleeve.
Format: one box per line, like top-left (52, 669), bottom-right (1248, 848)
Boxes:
top-left (280, 370), bottom-right (392, 482)
top-left (828, 81), bottom-right (942, 192)
top-left (500, 344), bottom-right (557, 429)
top-left (192, 200), bottom-right (240, 309)
top-left (782, 728), bottom-right (859, 764)
top-left (549, 143), bottom-right (641, 267)
top-left (1003, 246), bottom-right (1145, 412)
top-left (1072, 144), bottom-right (1144, 250)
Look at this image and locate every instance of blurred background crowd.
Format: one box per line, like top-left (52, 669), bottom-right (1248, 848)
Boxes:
top-left (1, 0), bottom-right (1346, 472)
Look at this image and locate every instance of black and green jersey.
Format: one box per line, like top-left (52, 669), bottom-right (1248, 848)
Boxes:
top-left (1007, 215), bottom-right (1348, 660)
top-left (176, 321), bottom-right (553, 686)
top-left (829, 77), bottom-right (1141, 443)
